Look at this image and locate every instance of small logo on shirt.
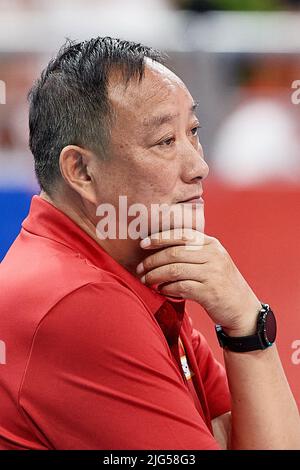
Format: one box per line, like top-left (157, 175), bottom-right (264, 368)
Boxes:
top-left (0, 340), bottom-right (6, 364)
top-left (178, 338), bottom-right (193, 381)
top-left (0, 80), bottom-right (6, 105)
top-left (180, 354), bottom-right (192, 380)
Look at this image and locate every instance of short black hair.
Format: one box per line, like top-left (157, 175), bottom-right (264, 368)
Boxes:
top-left (28, 37), bottom-right (165, 195)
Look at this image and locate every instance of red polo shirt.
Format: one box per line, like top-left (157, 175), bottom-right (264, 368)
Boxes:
top-left (0, 196), bottom-right (230, 450)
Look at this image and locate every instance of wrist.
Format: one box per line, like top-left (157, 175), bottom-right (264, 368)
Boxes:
top-left (216, 303), bottom-right (277, 353)
top-left (222, 301), bottom-right (261, 337)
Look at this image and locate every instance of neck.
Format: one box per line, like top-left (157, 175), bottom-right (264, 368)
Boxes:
top-left (40, 190), bottom-right (146, 276)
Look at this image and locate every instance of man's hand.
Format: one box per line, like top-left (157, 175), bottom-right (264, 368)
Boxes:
top-left (137, 228), bottom-right (261, 336)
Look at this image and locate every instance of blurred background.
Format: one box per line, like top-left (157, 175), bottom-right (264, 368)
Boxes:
top-left (1, 0), bottom-right (300, 406)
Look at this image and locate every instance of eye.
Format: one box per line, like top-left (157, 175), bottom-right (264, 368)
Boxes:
top-left (158, 137), bottom-right (175, 147)
top-left (191, 125), bottom-right (201, 137)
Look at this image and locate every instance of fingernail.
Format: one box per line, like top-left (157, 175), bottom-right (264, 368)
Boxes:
top-left (140, 237), bottom-right (151, 248)
top-left (136, 262), bottom-right (144, 274)
top-left (140, 275), bottom-right (146, 284)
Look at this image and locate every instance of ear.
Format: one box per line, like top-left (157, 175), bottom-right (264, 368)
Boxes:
top-left (59, 145), bottom-right (98, 205)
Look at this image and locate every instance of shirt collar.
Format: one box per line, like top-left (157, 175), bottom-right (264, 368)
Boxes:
top-left (22, 196), bottom-right (185, 316)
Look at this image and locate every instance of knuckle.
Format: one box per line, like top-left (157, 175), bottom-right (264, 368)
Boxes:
top-left (169, 246), bottom-right (179, 261)
top-left (143, 256), bottom-right (153, 270)
top-left (177, 281), bottom-right (190, 295)
top-left (169, 263), bottom-right (180, 279)
top-left (209, 236), bottom-right (220, 246)
top-left (194, 233), bottom-right (205, 245)
top-left (182, 228), bottom-right (195, 242)
top-left (210, 237), bottom-right (226, 255)
top-left (145, 270), bottom-right (154, 283)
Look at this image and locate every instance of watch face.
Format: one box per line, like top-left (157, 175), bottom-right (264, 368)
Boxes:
top-left (264, 309), bottom-right (277, 344)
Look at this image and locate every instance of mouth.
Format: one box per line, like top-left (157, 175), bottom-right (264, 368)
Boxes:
top-left (177, 195), bottom-right (204, 204)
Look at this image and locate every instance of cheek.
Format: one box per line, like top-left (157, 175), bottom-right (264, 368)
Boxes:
top-left (105, 143), bottom-right (180, 202)
top-left (133, 158), bottom-right (179, 199)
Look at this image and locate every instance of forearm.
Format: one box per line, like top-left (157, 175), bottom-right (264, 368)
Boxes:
top-left (137, 231), bottom-right (300, 449)
top-left (224, 345), bottom-right (300, 450)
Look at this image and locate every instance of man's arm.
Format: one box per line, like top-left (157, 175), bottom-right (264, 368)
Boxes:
top-left (224, 345), bottom-right (300, 449)
top-left (212, 317), bottom-right (300, 450)
top-left (212, 344), bottom-right (300, 450)
top-left (139, 229), bottom-right (300, 449)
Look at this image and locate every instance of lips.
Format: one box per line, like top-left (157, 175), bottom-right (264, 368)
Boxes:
top-left (178, 195), bottom-right (204, 204)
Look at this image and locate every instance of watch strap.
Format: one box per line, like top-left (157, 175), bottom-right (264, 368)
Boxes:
top-left (215, 325), bottom-right (266, 352)
top-left (215, 303), bottom-right (276, 353)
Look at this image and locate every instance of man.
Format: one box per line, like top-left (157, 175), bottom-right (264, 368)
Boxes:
top-left (0, 37), bottom-right (299, 450)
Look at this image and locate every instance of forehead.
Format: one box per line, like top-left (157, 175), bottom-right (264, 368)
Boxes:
top-left (108, 60), bottom-right (194, 122)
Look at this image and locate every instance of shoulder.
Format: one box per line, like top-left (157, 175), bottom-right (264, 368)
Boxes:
top-left (0, 234), bottom-right (125, 321)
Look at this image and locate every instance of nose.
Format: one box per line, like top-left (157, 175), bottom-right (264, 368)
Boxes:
top-left (181, 142), bottom-right (209, 183)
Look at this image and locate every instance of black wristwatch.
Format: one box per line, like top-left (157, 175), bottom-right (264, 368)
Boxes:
top-left (215, 303), bottom-right (277, 352)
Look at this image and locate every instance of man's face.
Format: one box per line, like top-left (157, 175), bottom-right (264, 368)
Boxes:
top-left (93, 59), bottom-right (209, 238)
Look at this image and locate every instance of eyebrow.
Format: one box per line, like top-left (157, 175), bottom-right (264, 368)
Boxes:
top-left (143, 102), bottom-right (199, 129)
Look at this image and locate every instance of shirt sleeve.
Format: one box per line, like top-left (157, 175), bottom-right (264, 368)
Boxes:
top-left (187, 316), bottom-right (231, 419)
top-left (19, 282), bottom-right (221, 450)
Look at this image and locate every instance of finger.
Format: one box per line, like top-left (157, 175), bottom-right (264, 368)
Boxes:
top-left (158, 280), bottom-right (203, 299)
top-left (137, 244), bottom-right (209, 275)
top-left (140, 262), bottom-right (206, 286)
top-left (140, 228), bottom-right (211, 250)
